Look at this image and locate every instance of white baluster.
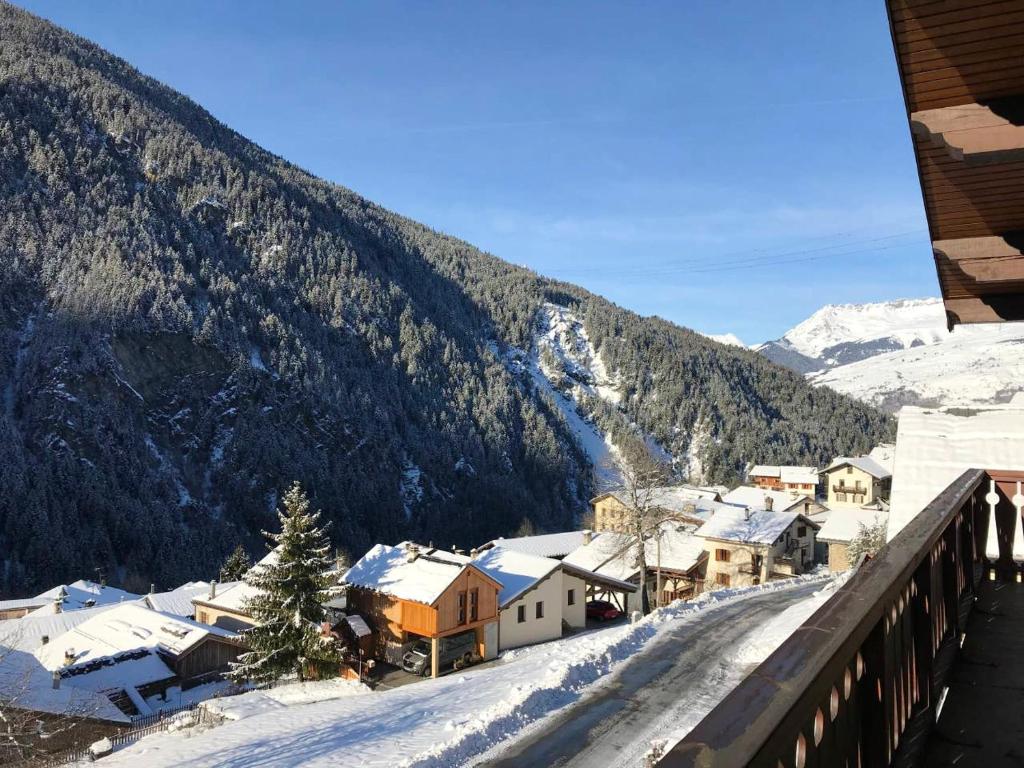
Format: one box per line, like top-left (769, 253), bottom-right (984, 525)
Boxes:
top-left (1013, 482), bottom-right (1024, 581)
top-left (985, 480), bottom-right (1000, 580)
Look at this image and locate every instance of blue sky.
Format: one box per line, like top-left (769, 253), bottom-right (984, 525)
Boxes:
top-left (16, 1), bottom-right (936, 343)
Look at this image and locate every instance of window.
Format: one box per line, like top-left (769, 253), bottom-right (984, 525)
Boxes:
top-left (469, 588), bottom-right (479, 622)
top-left (804, 502), bottom-right (810, 513)
top-left (838, 493), bottom-right (847, 502)
top-left (797, 526), bottom-right (807, 537)
top-left (197, 611), bottom-right (208, 624)
top-left (536, 601), bottom-right (544, 619)
top-left (715, 548), bottom-right (731, 562)
top-left (457, 591), bottom-right (467, 624)
top-left (567, 588), bottom-right (576, 606)
top-left (517, 605), bottom-right (526, 623)
top-left (716, 573), bottom-right (731, 587)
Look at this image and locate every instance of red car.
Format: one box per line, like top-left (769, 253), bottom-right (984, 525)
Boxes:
top-left (586, 599), bottom-right (623, 621)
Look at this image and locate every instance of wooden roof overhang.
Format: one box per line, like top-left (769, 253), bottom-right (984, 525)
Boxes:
top-left (887, 0), bottom-right (1024, 326)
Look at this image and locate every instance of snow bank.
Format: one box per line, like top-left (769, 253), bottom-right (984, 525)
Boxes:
top-left (205, 678), bottom-right (369, 722)
top-left (730, 571), bottom-right (851, 667)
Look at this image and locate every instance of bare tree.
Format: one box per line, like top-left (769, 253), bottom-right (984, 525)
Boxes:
top-left (599, 437), bottom-right (674, 614)
top-left (0, 636), bottom-right (108, 764)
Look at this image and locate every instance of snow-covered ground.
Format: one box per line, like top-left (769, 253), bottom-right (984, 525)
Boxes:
top-left (809, 329), bottom-right (1024, 409)
top-left (95, 575), bottom-right (832, 768)
top-left (529, 304), bottom-right (624, 484)
top-left (757, 298), bottom-right (1024, 410)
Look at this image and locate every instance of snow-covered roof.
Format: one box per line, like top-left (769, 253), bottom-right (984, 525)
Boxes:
top-left (720, 486), bottom-right (811, 512)
top-left (818, 508), bottom-right (888, 544)
top-left (825, 456), bottom-right (892, 480)
top-left (343, 543), bottom-right (490, 606)
top-left (561, 525), bottom-right (705, 582)
top-left (749, 466), bottom-right (819, 485)
top-left (868, 444), bottom-right (896, 475)
top-left (0, 648), bottom-right (129, 723)
top-left (193, 580), bottom-right (248, 613)
top-left (888, 405), bottom-right (1024, 539)
top-left (0, 596), bottom-right (50, 612)
top-left (144, 581), bottom-right (210, 618)
top-left (0, 603), bottom-right (121, 653)
top-left (563, 533), bottom-right (635, 582)
top-left (193, 547), bottom-right (284, 615)
top-left (484, 531), bottom-right (589, 559)
top-left (472, 548), bottom-right (560, 607)
top-left (594, 485), bottom-right (721, 513)
top-left (35, 603), bottom-right (238, 672)
top-left (342, 615), bottom-right (372, 638)
top-left (1, 580), bottom-right (141, 614)
top-left (696, 507), bottom-right (814, 545)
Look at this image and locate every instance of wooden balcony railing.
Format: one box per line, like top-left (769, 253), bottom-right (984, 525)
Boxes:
top-left (660, 468), bottom-right (1024, 768)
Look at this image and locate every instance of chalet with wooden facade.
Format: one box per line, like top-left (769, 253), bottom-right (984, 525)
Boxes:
top-left (343, 542), bottom-right (502, 677)
top-left (748, 465), bottom-right (819, 494)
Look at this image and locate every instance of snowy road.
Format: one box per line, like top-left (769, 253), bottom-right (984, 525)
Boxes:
top-left (477, 582), bottom-right (822, 768)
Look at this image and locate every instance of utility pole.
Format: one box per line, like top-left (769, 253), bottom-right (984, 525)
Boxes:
top-left (655, 529), bottom-right (663, 609)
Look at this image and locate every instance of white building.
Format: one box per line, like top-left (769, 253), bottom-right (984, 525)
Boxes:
top-left (472, 547), bottom-right (586, 651)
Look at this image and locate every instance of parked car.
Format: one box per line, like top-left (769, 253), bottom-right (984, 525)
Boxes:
top-left (586, 599), bottom-right (623, 621)
top-left (401, 630), bottom-right (477, 676)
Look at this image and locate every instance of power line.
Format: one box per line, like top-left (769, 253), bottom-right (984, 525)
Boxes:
top-left (546, 228), bottom-right (927, 279)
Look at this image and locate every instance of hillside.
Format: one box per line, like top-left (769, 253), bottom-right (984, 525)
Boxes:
top-left (0, 4), bottom-right (892, 593)
top-left (758, 299), bottom-right (1024, 410)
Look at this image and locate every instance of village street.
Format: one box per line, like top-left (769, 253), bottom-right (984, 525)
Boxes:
top-left (477, 581), bottom-right (824, 768)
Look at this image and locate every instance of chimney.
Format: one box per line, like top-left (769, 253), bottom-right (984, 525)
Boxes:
top-left (52, 671), bottom-right (60, 690)
top-left (64, 648), bottom-right (75, 666)
top-left (53, 597), bottom-right (62, 614)
top-left (744, 507), bottom-right (752, 521)
top-left (764, 496), bottom-right (774, 512)
top-left (406, 544), bottom-right (420, 563)
top-left (470, 548), bottom-right (479, 559)
top-left (209, 580), bottom-right (218, 600)
top-left (150, 583), bottom-right (155, 594)
top-left (582, 529), bottom-right (593, 545)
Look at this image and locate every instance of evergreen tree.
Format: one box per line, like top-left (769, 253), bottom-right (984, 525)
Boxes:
top-left (219, 544), bottom-right (252, 582)
top-left (229, 482), bottom-right (341, 683)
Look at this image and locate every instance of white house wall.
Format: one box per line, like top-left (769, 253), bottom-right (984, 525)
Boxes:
top-left (497, 569), bottom-right (565, 651)
top-left (562, 572), bottom-right (586, 630)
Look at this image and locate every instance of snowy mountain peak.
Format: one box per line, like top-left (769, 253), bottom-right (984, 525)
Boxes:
top-left (778, 298), bottom-right (946, 362)
top-left (758, 298), bottom-right (1024, 412)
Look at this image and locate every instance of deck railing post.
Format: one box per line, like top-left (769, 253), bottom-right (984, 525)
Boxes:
top-left (860, 621), bottom-right (890, 767)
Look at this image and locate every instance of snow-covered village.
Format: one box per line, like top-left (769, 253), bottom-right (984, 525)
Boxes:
top-left (4, 2), bottom-right (1024, 767)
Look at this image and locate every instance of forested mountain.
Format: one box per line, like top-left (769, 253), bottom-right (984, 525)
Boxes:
top-left (0, 4), bottom-right (892, 594)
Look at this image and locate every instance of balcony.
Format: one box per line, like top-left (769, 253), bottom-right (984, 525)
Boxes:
top-left (831, 485), bottom-right (865, 495)
top-left (659, 468), bottom-right (1024, 767)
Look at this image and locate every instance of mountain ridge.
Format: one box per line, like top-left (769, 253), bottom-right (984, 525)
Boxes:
top-left (758, 298), bottom-right (1024, 410)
